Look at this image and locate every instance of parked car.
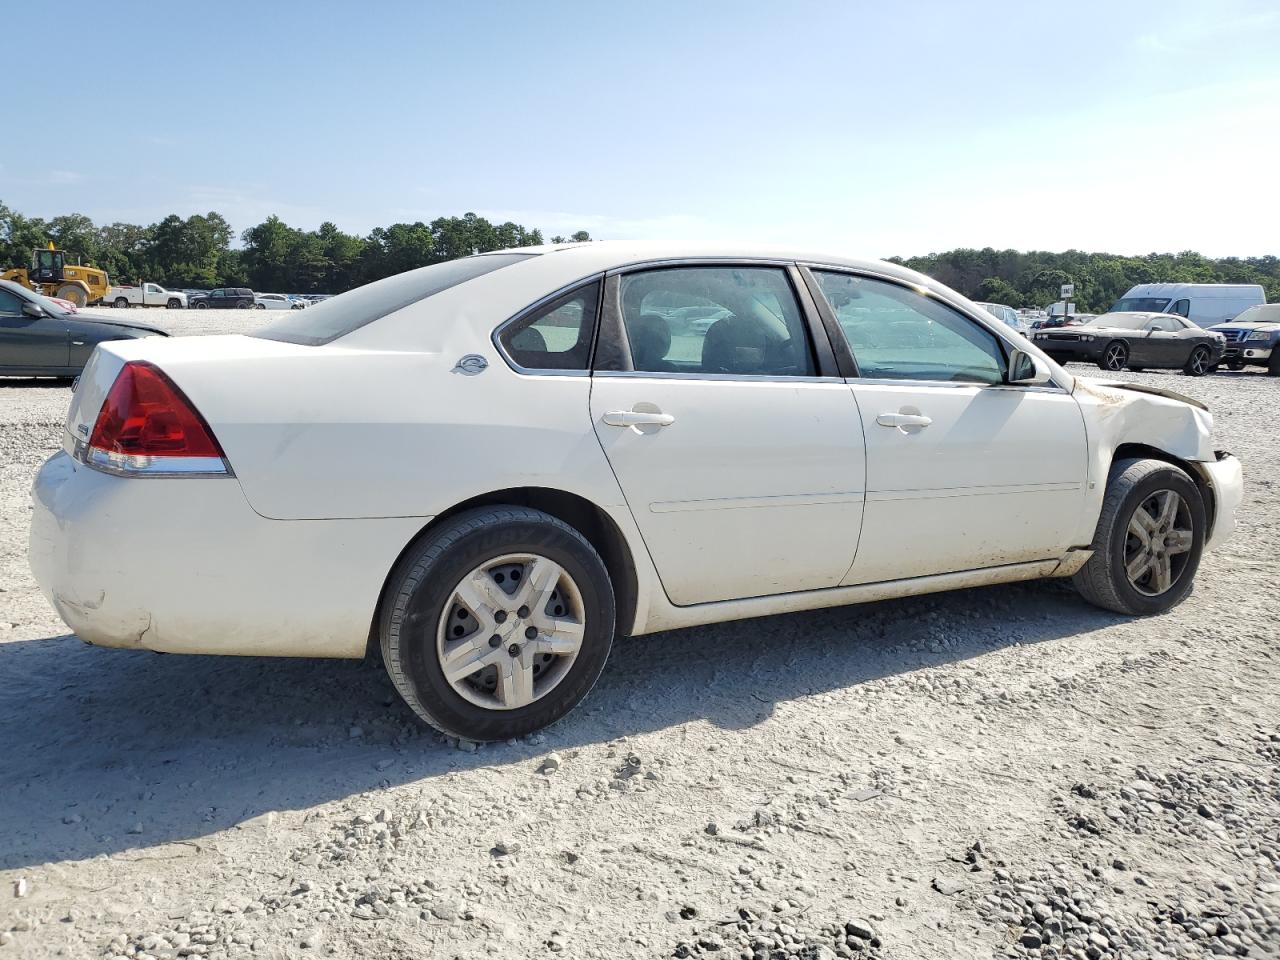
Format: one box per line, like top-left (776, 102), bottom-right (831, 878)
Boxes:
top-left (1110, 283), bottom-right (1264, 329)
top-left (29, 243), bottom-right (1242, 741)
top-left (1033, 311), bottom-right (1225, 374)
top-left (0, 279), bottom-right (166, 376)
top-left (1210, 303), bottom-right (1280, 374)
top-left (188, 287), bottom-right (256, 309)
top-left (255, 293), bottom-right (305, 311)
top-left (47, 296), bottom-right (79, 313)
top-left (974, 301), bottom-right (1029, 336)
top-left (105, 283), bottom-right (188, 309)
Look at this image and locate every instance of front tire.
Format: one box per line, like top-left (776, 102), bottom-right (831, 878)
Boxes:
top-left (1269, 352), bottom-right (1280, 377)
top-left (167, 298), bottom-right (181, 309)
top-left (1099, 341), bottom-right (1129, 371)
top-left (1072, 458), bottom-right (1205, 616)
top-left (1183, 345), bottom-right (1212, 376)
top-left (195, 301), bottom-right (208, 309)
top-left (380, 506), bottom-right (616, 741)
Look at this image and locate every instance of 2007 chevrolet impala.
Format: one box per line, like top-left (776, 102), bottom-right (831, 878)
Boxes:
top-left (29, 243), bottom-right (1243, 740)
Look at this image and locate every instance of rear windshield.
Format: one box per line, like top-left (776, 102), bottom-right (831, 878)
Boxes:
top-left (254, 253), bottom-right (536, 346)
top-left (1110, 297), bottom-right (1170, 313)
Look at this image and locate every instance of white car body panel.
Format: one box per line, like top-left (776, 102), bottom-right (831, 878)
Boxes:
top-left (846, 383), bottom-right (1087, 583)
top-left (30, 242), bottom-right (1243, 660)
top-left (255, 294), bottom-right (295, 310)
top-left (589, 375), bottom-right (866, 605)
top-left (28, 452), bottom-right (423, 657)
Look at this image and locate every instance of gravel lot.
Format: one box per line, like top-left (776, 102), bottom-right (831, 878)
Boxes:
top-left (1, 314), bottom-right (1277, 959)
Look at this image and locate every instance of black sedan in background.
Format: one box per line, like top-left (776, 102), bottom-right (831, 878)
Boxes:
top-left (1033, 311), bottom-right (1225, 375)
top-left (0, 279), bottom-right (167, 377)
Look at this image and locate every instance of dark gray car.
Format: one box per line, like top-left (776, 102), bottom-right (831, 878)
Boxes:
top-left (0, 279), bottom-right (168, 377)
top-left (1032, 311), bottom-right (1226, 376)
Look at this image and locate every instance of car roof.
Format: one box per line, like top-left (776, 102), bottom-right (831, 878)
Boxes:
top-left (477, 240), bottom-right (921, 276)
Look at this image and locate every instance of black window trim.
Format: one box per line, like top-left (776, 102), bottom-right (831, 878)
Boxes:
top-left (590, 258), bottom-right (840, 381)
top-left (491, 274), bottom-right (606, 377)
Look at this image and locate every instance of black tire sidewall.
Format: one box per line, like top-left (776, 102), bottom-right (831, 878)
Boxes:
top-left (386, 515), bottom-right (614, 741)
top-left (1183, 346), bottom-right (1209, 376)
top-left (1104, 467), bottom-right (1206, 615)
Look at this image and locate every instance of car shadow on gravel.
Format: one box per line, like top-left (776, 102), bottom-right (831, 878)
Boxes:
top-left (0, 579), bottom-right (1126, 871)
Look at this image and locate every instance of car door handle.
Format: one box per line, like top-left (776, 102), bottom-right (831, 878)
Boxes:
top-left (602, 410), bottom-right (675, 427)
top-left (876, 413), bottom-right (932, 428)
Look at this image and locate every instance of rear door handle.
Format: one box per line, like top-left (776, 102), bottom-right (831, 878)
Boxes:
top-left (603, 410), bottom-right (675, 427)
top-left (876, 413), bottom-right (932, 428)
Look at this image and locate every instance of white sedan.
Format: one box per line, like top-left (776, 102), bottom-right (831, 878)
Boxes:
top-left (29, 243), bottom-right (1243, 741)
top-left (255, 292), bottom-right (303, 310)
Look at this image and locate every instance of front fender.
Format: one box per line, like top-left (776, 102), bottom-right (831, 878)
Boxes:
top-left (1070, 377), bottom-right (1218, 545)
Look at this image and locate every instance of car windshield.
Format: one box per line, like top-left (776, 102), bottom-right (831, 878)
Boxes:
top-left (1087, 313), bottom-right (1150, 330)
top-left (1110, 297), bottom-right (1170, 313)
top-left (1229, 304), bottom-right (1280, 325)
top-left (253, 253), bottom-right (537, 346)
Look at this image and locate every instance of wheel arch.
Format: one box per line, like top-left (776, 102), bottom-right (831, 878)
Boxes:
top-left (1109, 443), bottom-right (1217, 533)
top-left (365, 487), bottom-right (639, 658)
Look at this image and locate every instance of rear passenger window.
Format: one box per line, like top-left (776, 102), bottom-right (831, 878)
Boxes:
top-left (814, 271), bottom-right (1006, 385)
top-left (618, 266), bottom-right (815, 376)
top-left (499, 282), bottom-right (600, 370)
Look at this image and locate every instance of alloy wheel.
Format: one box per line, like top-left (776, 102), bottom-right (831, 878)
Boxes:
top-left (1124, 490), bottom-right (1194, 597)
top-left (1103, 343), bottom-right (1128, 371)
top-left (1188, 347), bottom-right (1210, 375)
top-left (436, 553), bottom-right (586, 710)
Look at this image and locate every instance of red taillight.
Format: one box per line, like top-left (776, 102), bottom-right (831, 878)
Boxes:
top-left (88, 362), bottom-right (225, 464)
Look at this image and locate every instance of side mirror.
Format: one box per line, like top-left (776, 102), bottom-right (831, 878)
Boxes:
top-left (21, 301), bottom-right (45, 318)
top-left (1006, 348), bottom-right (1052, 386)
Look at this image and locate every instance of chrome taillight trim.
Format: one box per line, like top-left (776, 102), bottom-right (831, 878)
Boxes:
top-left (76, 440), bottom-right (234, 478)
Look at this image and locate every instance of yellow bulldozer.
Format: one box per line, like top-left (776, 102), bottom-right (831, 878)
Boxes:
top-left (2, 242), bottom-right (110, 307)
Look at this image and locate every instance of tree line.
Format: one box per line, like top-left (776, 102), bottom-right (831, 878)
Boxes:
top-left (2, 200), bottom-right (1276, 306)
top-left (0, 202), bottom-right (590, 293)
top-left (888, 248), bottom-right (1280, 312)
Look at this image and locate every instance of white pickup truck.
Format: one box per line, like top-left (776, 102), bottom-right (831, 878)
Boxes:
top-left (105, 283), bottom-right (188, 309)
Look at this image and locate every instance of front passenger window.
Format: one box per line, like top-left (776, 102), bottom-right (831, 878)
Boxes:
top-left (0, 291), bottom-right (24, 318)
top-left (813, 272), bottom-right (1006, 385)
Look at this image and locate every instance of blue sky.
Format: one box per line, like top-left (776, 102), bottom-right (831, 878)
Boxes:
top-left (6, 0), bottom-right (1278, 257)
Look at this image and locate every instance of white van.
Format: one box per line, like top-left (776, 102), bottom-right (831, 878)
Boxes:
top-left (1110, 283), bottom-right (1265, 328)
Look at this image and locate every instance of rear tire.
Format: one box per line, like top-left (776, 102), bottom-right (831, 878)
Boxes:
top-left (239, 299), bottom-right (255, 309)
top-left (113, 296), bottom-right (129, 309)
top-left (380, 506), bottom-right (615, 742)
top-left (1182, 345), bottom-right (1211, 376)
top-left (1072, 458), bottom-right (1205, 616)
top-left (1227, 360), bottom-right (1245, 371)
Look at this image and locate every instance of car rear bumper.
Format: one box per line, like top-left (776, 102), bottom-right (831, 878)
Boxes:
top-left (28, 450), bottom-right (426, 658)
top-left (1200, 452), bottom-right (1243, 552)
